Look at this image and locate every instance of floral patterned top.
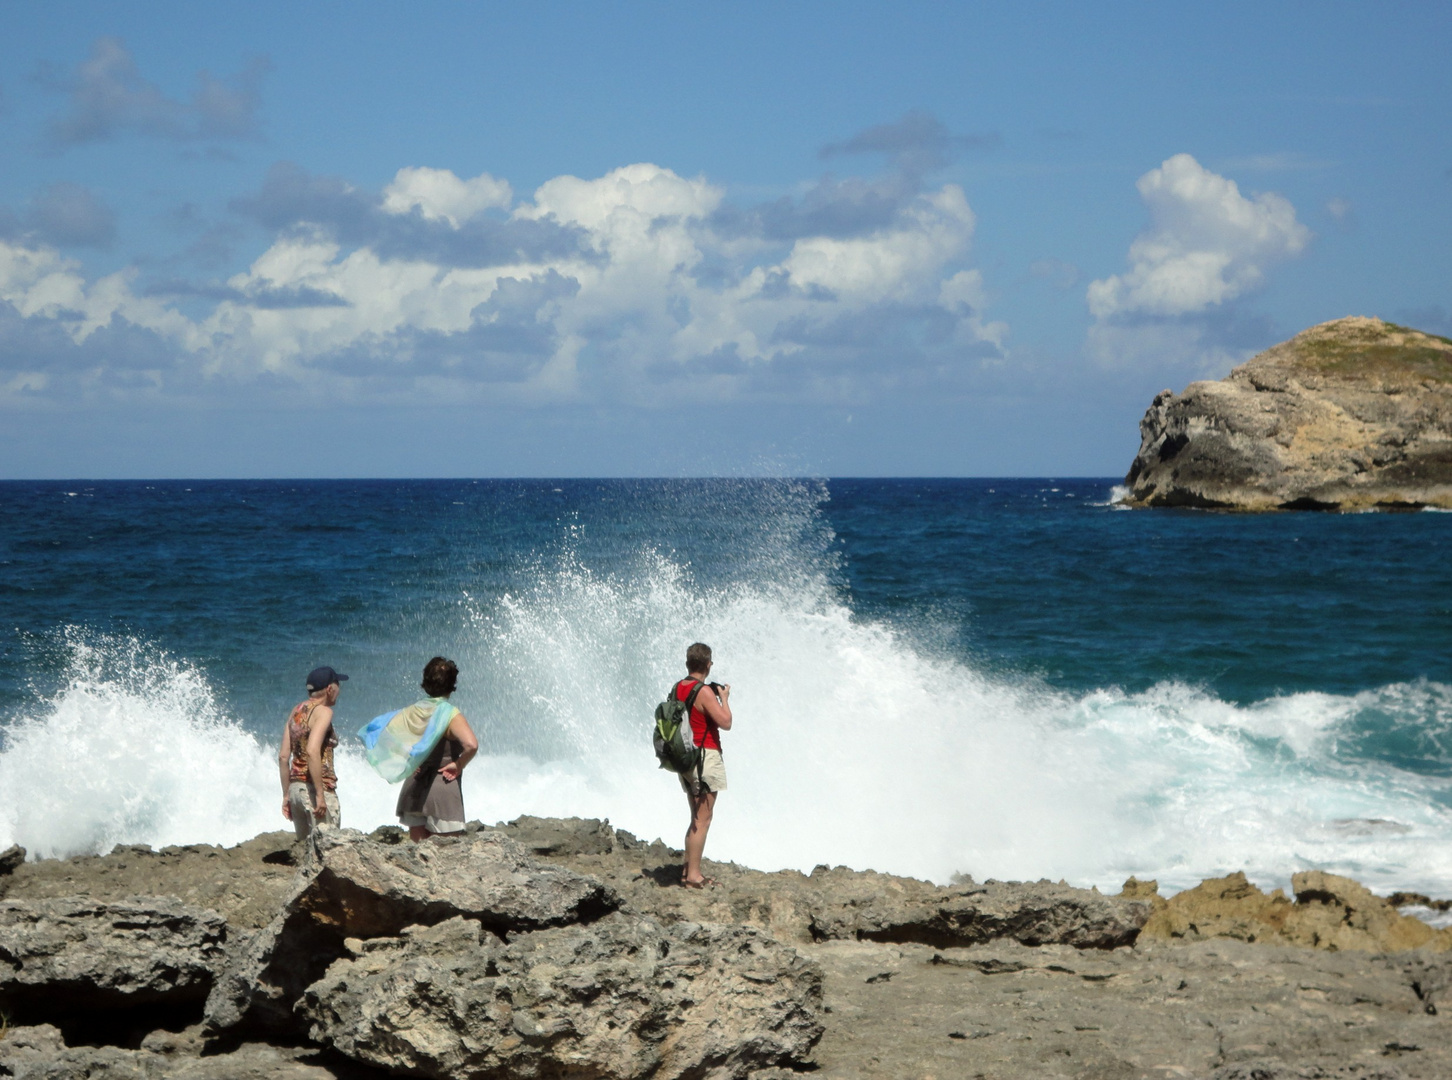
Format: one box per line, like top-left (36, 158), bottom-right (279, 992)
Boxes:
top-left (288, 700), bottom-right (338, 789)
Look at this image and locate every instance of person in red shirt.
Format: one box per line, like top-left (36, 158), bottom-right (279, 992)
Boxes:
top-left (677, 641), bottom-right (732, 887)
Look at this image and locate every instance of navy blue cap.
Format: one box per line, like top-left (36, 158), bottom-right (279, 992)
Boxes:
top-left (306, 666), bottom-right (348, 692)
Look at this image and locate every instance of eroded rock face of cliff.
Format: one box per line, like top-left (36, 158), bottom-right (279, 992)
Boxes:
top-left (0, 897), bottom-right (226, 1014)
top-left (1124, 317), bottom-right (1452, 510)
top-left (204, 826), bottom-right (621, 1036)
top-left (300, 914), bottom-right (824, 1080)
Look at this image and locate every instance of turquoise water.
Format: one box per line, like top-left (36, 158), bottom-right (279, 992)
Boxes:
top-left (1, 478), bottom-right (1450, 896)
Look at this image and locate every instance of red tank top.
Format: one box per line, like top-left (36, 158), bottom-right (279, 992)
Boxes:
top-left (676, 679), bottom-right (721, 751)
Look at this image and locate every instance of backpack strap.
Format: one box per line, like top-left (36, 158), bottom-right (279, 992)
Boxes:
top-left (681, 680), bottom-right (710, 789)
top-left (682, 679), bottom-right (708, 713)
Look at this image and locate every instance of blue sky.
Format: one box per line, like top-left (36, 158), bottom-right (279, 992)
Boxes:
top-left (1, 1), bottom-right (1449, 477)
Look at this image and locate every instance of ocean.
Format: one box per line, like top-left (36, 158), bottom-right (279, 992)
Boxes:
top-left (2, 478), bottom-right (1450, 899)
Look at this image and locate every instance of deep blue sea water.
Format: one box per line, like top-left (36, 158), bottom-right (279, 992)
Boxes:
top-left (2, 478), bottom-right (1451, 897)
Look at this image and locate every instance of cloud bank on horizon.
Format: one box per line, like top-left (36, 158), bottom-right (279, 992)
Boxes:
top-left (2, 91), bottom-right (1017, 407)
top-left (0, 117), bottom-right (1302, 407)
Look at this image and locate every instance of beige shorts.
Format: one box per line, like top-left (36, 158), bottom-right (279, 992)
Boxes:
top-left (288, 782), bottom-right (341, 840)
top-left (680, 748), bottom-right (727, 795)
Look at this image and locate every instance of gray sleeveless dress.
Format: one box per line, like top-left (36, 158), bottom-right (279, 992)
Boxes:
top-left (395, 735), bottom-right (466, 833)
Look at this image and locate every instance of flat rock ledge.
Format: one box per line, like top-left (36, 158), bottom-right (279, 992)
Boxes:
top-left (501, 815), bottom-right (1154, 950)
top-left (1123, 316), bottom-right (1452, 511)
top-left (0, 897), bottom-right (225, 1014)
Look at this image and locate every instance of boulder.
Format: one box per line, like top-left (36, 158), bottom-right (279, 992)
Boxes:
top-left (804, 868), bottom-right (1151, 949)
top-left (299, 913), bottom-right (824, 1080)
top-left (1138, 871), bottom-right (1295, 944)
top-left (0, 844), bottom-right (24, 875)
top-left (1138, 869), bottom-right (1452, 952)
top-left (0, 897), bottom-right (226, 1011)
top-left (1123, 316), bottom-right (1452, 511)
top-left (494, 814), bottom-right (617, 857)
top-left (297, 825), bottom-right (619, 938)
top-left (204, 827), bottom-right (619, 1035)
top-left (1290, 870), bottom-right (1452, 952)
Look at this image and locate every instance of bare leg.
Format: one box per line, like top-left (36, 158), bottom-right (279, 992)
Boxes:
top-left (682, 789), bottom-right (716, 885)
top-left (408, 825), bottom-right (433, 842)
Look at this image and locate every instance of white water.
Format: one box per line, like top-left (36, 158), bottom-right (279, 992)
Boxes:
top-left (5, 533), bottom-right (1452, 899)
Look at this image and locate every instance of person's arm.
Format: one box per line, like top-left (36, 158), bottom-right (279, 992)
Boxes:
top-left (278, 717), bottom-right (294, 820)
top-left (698, 682), bottom-right (732, 730)
top-left (305, 705), bottom-right (334, 815)
top-left (438, 713), bottom-right (478, 782)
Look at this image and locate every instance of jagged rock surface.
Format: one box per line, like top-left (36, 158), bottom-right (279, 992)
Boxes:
top-left (300, 914), bottom-right (824, 1080)
top-left (1124, 316), bottom-right (1452, 510)
top-left (1135, 871), bottom-right (1452, 953)
top-left (803, 866), bottom-right (1150, 948)
top-left (204, 826), bottom-right (620, 1035)
top-left (10, 817), bottom-right (1452, 1078)
top-left (524, 817), bottom-right (1152, 949)
top-left (0, 1024), bottom-right (364, 1079)
top-left (0, 897), bottom-right (226, 1012)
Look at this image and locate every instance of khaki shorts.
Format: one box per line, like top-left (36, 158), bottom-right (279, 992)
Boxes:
top-left (680, 748), bottom-right (727, 795)
top-left (288, 782), bottom-right (341, 840)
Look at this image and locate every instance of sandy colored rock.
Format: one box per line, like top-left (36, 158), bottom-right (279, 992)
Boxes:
top-left (1139, 871), bottom-right (1296, 944)
top-left (300, 913), bottom-right (823, 1079)
top-left (0, 897), bottom-right (226, 1012)
top-left (1291, 871), bottom-right (1452, 953)
top-left (1124, 316), bottom-right (1452, 511)
top-left (1139, 870), bottom-right (1452, 953)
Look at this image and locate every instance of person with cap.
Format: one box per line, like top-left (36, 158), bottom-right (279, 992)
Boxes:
top-left (278, 665), bottom-right (347, 840)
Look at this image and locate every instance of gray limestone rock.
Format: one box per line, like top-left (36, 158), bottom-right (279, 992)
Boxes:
top-left (299, 825), bottom-right (619, 938)
top-left (0, 844), bottom-right (25, 875)
top-left (0, 1024), bottom-right (362, 1079)
top-left (203, 826), bottom-right (619, 1036)
top-left (0, 898), bottom-right (226, 1011)
top-left (1123, 317), bottom-right (1452, 511)
top-left (526, 822), bottom-right (1153, 951)
top-left (299, 913), bottom-right (824, 1080)
top-left (804, 867), bottom-right (1151, 949)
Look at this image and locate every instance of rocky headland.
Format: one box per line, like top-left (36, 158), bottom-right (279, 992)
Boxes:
top-left (2, 817), bottom-right (1452, 1078)
top-left (1123, 317), bottom-right (1452, 511)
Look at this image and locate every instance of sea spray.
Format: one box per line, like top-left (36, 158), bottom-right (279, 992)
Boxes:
top-left (4, 483), bottom-right (1452, 900)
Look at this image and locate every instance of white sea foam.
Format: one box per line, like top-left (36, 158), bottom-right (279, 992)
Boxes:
top-left (5, 493), bottom-right (1452, 900)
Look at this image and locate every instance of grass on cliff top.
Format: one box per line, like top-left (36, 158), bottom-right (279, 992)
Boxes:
top-left (1276, 319), bottom-right (1452, 383)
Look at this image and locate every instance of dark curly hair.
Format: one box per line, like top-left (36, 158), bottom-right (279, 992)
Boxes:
top-left (422, 656), bottom-right (459, 697)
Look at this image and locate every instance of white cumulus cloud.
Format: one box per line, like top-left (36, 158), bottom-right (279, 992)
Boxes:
top-left (381, 166), bottom-right (512, 226)
top-left (1087, 153), bottom-right (1310, 320)
top-left (0, 158), bottom-right (1007, 406)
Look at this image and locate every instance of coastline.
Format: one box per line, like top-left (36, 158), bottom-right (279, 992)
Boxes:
top-left (4, 817), bottom-right (1452, 1078)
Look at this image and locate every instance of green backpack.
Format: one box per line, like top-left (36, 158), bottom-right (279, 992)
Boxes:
top-left (653, 679), bottom-right (707, 779)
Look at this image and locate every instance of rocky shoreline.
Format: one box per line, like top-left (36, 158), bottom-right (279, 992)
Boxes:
top-left (3, 817), bottom-right (1452, 1078)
